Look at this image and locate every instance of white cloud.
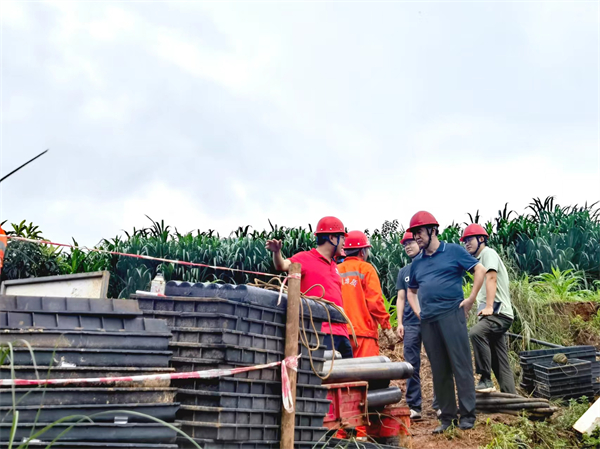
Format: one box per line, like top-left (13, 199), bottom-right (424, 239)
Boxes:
top-left (1, 1), bottom-right (598, 248)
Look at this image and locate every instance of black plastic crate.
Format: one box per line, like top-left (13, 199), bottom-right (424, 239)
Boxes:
top-left (533, 374), bottom-right (592, 389)
top-left (176, 389), bottom-right (281, 410)
top-left (0, 387), bottom-right (177, 406)
top-left (521, 356), bottom-right (596, 379)
top-left (171, 376), bottom-right (275, 394)
top-left (534, 388), bottom-right (595, 400)
top-left (171, 357), bottom-right (279, 381)
top-left (177, 439), bottom-right (324, 449)
top-left (534, 380), bottom-right (593, 395)
top-left (0, 311), bottom-right (168, 333)
top-left (170, 327), bottom-right (323, 352)
top-left (295, 396), bottom-right (331, 415)
top-left (299, 355), bottom-right (325, 373)
top-left (142, 311), bottom-right (288, 337)
top-left (0, 402), bottom-right (179, 422)
top-left (297, 383), bottom-right (329, 400)
top-left (171, 328), bottom-right (284, 351)
top-left (135, 296), bottom-right (285, 324)
top-left (0, 330), bottom-right (170, 350)
top-left (169, 343), bottom-right (280, 365)
top-left (0, 444), bottom-right (178, 449)
top-left (178, 420), bottom-right (279, 441)
top-left (0, 295), bottom-right (141, 316)
top-left (520, 349), bottom-right (597, 372)
top-left (295, 412), bottom-right (326, 427)
top-left (297, 369), bottom-right (323, 386)
top-left (176, 405), bottom-right (325, 428)
top-left (170, 357), bottom-right (323, 385)
top-left (533, 359), bottom-right (592, 380)
top-left (159, 283), bottom-right (344, 323)
top-left (519, 345), bottom-right (597, 359)
top-left (169, 343), bottom-right (325, 369)
top-left (177, 405), bottom-right (279, 424)
top-left (294, 426), bottom-right (329, 443)
top-left (177, 421), bottom-right (327, 442)
top-left (171, 376), bottom-right (328, 401)
top-left (4, 347), bottom-right (172, 368)
top-left (0, 365), bottom-right (174, 387)
top-left (1, 423), bottom-right (179, 443)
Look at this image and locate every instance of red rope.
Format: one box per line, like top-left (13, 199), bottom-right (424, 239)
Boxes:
top-left (6, 236), bottom-right (285, 278)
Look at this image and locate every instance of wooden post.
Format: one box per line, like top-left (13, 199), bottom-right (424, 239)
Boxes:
top-left (280, 263), bottom-right (301, 449)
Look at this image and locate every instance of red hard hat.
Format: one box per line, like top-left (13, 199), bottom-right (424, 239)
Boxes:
top-left (344, 230), bottom-right (371, 249)
top-left (314, 216), bottom-right (347, 236)
top-left (460, 224), bottom-right (489, 242)
top-left (407, 211), bottom-right (439, 232)
top-left (400, 231), bottom-right (414, 245)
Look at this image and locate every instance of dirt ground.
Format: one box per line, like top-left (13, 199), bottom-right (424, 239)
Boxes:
top-left (381, 343), bottom-right (519, 449)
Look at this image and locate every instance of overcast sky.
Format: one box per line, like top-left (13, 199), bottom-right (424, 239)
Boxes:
top-left (1, 1), bottom-right (599, 246)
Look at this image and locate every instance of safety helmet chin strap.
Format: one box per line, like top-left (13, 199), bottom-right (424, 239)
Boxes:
top-left (326, 234), bottom-right (342, 255)
top-left (423, 226), bottom-right (436, 251)
top-left (474, 236), bottom-right (486, 255)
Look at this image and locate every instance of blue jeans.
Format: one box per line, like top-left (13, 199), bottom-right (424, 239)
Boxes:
top-left (324, 335), bottom-right (354, 359)
top-left (404, 324), bottom-right (438, 412)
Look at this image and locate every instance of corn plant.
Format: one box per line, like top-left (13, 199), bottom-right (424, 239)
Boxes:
top-left (382, 294), bottom-right (398, 328)
top-left (3, 196), bottom-right (600, 300)
top-left (532, 267), bottom-right (588, 300)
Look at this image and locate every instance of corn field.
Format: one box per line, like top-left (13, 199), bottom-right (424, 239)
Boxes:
top-left (2, 196), bottom-right (600, 300)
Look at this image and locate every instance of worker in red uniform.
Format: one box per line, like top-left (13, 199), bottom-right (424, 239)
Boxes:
top-left (338, 230), bottom-right (398, 357)
top-left (266, 216), bottom-right (353, 358)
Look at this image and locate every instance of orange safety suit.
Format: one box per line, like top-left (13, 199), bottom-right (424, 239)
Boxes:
top-left (337, 256), bottom-right (391, 358)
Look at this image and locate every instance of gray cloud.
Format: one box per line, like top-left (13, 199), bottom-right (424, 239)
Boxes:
top-left (1, 1), bottom-right (598, 245)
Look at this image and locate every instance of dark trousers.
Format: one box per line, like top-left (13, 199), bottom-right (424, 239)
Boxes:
top-left (469, 314), bottom-right (516, 394)
top-left (421, 307), bottom-right (476, 425)
top-left (324, 335), bottom-right (354, 359)
top-left (403, 325), bottom-right (438, 412)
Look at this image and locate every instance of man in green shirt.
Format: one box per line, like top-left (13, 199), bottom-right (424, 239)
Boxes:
top-left (461, 224), bottom-right (517, 394)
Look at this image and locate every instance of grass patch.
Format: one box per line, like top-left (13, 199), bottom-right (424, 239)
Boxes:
top-left (483, 399), bottom-right (591, 449)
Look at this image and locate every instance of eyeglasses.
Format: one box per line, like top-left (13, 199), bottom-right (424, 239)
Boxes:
top-left (461, 237), bottom-right (476, 245)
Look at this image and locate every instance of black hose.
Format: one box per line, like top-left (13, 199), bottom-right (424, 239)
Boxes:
top-left (477, 402), bottom-right (550, 410)
top-left (507, 332), bottom-right (600, 356)
top-left (476, 398), bottom-right (549, 405)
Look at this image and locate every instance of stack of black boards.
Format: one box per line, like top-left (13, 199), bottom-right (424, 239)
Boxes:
top-left (519, 345), bottom-right (599, 400)
top-left (135, 281), bottom-right (348, 449)
top-left (0, 295), bottom-right (179, 448)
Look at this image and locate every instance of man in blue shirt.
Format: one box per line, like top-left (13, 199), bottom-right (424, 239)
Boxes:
top-left (406, 211), bottom-right (486, 434)
top-left (396, 231), bottom-right (439, 421)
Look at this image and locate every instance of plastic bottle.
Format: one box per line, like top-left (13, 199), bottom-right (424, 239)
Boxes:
top-left (150, 272), bottom-right (165, 295)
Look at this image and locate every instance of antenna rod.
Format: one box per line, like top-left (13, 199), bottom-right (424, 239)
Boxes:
top-left (0, 149), bottom-right (49, 184)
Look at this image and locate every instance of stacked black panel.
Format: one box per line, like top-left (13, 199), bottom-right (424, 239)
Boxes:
top-left (0, 295), bottom-right (179, 448)
top-left (135, 281), bottom-right (346, 449)
top-left (518, 345), bottom-right (598, 400)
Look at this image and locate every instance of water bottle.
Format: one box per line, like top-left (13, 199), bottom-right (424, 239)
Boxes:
top-left (150, 272), bottom-right (165, 295)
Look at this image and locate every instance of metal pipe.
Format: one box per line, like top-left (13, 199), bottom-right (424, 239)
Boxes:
top-left (367, 387), bottom-right (402, 409)
top-left (323, 350), bottom-right (342, 360)
top-left (323, 362), bottom-right (414, 383)
top-left (323, 356), bottom-right (390, 371)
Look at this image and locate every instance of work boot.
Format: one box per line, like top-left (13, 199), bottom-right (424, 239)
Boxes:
top-left (432, 420), bottom-right (456, 434)
top-left (459, 419), bottom-right (475, 430)
top-left (409, 409), bottom-right (422, 420)
top-left (475, 377), bottom-right (496, 393)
